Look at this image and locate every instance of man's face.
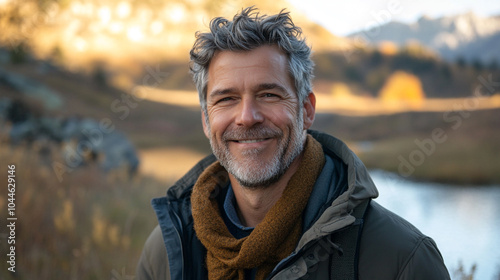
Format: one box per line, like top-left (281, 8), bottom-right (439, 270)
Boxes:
top-left (203, 45), bottom-right (313, 188)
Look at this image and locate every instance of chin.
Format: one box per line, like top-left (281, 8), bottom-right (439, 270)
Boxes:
top-left (227, 156), bottom-right (287, 189)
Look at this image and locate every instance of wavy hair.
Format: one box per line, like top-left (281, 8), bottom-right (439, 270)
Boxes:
top-left (189, 6), bottom-right (314, 112)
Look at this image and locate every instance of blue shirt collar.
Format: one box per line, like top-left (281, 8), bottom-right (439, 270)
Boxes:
top-left (223, 184), bottom-right (255, 232)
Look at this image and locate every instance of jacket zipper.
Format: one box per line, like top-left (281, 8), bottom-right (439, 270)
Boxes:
top-left (167, 202), bottom-right (185, 280)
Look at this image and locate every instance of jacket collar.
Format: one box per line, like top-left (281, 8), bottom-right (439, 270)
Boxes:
top-left (296, 130), bottom-right (378, 250)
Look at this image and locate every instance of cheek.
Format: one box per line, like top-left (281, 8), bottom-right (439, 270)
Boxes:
top-left (207, 112), bottom-right (231, 137)
top-left (271, 104), bottom-right (300, 127)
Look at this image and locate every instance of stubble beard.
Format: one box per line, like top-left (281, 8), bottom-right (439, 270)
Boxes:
top-left (207, 110), bottom-right (305, 189)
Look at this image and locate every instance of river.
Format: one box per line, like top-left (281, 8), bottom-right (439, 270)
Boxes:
top-left (369, 170), bottom-right (500, 280)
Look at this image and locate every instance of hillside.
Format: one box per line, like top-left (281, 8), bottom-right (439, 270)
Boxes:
top-left (0, 0), bottom-right (353, 89)
top-left (141, 44), bottom-right (500, 99)
top-left (312, 46), bottom-right (500, 98)
top-left (0, 58), bottom-right (208, 151)
top-left (2, 1), bottom-right (499, 100)
top-left (313, 110), bottom-right (500, 185)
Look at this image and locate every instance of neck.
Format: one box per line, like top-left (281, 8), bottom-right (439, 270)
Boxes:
top-left (230, 152), bottom-right (303, 228)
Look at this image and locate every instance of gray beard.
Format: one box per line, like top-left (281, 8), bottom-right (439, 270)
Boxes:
top-left (207, 111), bottom-right (305, 189)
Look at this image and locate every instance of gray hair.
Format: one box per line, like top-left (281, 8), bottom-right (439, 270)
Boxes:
top-left (189, 6), bottom-right (314, 113)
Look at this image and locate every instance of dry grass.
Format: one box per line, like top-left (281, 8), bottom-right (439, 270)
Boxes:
top-left (357, 133), bottom-right (500, 185)
top-left (0, 144), bottom-right (168, 280)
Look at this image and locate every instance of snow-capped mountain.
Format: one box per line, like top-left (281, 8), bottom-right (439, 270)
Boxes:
top-left (348, 12), bottom-right (500, 63)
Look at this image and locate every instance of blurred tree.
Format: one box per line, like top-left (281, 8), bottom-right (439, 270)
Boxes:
top-left (377, 41), bottom-right (398, 56)
top-left (365, 67), bottom-right (390, 94)
top-left (452, 262), bottom-right (476, 280)
top-left (369, 50), bottom-right (383, 66)
top-left (379, 71), bottom-right (425, 108)
top-left (92, 63), bottom-right (108, 86)
top-left (440, 63), bottom-right (452, 82)
top-left (401, 42), bottom-right (436, 58)
top-left (345, 65), bottom-right (363, 82)
top-left (9, 42), bottom-right (30, 64)
top-left (487, 59), bottom-right (499, 71)
top-left (472, 59), bottom-right (484, 71)
top-left (0, 0), bottom-right (47, 46)
top-left (313, 52), bottom-right (334, 79)
top-left (390, 43), bottom-right (438, 75)
top-left (50, 44), bottom-right (64, 65)
top-left (456, 56), bottom-right (467, 68)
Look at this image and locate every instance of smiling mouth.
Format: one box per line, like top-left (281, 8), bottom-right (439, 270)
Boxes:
top-left (235, 138), bottom-right (269, 143)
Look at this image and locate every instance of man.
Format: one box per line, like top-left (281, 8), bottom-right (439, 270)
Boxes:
top-left (137, 7), bottom-right (450, 280)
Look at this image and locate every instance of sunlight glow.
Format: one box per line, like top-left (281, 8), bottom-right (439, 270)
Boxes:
top-left (0, 0), bottom-right (12, 6)
top-left (169, 5), bottom-right (186, 23)
top-left (116, 2), bottom-right (131, 19)
top-left (98, 6), bottom-right (111, 24)
top-left (167, 33), bottom-right (182, 46)
top-left (150, 21), bottom-right (164, 35)
top-left (70, 2), bottom-right (95, 17)
top-left (65, 20), bottom-right (82, 38)
top-left (74, 37), bottom-right (88, 52)
top-left (185, 0), bottom-right (203, 4)
top-left (137, 8), bottom-right (153, 23)
top-left (109, 21), bottom-right (124, 34)
top-left (127, 26), bottom-right (144, 42)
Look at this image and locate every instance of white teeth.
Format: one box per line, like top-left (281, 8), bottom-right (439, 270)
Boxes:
top-left (238, 139), bottom-right (263, 143)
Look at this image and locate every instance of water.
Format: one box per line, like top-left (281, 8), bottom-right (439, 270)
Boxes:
top-left (369, 170), bottom-right (500, 280)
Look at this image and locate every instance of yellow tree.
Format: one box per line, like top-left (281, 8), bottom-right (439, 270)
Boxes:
top-left (379, 71), bottom-right (426, 109)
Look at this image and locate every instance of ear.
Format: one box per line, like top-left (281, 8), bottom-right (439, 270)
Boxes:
top-left (201, 111), bottom-right (210, 138)
top-left (302, 92), bottom-right (316, 130)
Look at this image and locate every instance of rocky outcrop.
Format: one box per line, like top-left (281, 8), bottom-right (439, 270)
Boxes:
top-left (0, 97), bottom-right (139, 178)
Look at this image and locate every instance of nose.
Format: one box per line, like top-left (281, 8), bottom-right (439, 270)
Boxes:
top-left (235, 97), bottom-right (264, 127)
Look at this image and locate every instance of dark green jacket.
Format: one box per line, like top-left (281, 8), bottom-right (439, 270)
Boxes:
top-left (136, 131), bottom-right (450, 279)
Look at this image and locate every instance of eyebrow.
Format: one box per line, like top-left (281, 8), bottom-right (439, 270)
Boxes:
top-left (208, 83), bottom-right (290, 99)
top-left (252, 83), bottom-right (289, 94)
top-left (208, 87), bottom-right (238, 99)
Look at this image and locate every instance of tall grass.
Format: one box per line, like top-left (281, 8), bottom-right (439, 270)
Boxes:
top-left (0, 144), bottom-right (167, 280)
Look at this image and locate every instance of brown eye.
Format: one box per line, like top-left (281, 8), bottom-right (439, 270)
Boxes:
top-left (217, 97), bottom-right (234, 103)
top-left (263, 93), bottom-right (279, 98)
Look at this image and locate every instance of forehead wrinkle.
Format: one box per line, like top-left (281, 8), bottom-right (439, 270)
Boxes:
top-left (207, 46), bottom-right (294, 101)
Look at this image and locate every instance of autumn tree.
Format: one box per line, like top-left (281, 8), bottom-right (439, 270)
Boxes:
top-left (379, 71), bottom-right (426, 109)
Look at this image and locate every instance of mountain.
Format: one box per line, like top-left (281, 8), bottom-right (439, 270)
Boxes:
top-left (348, 12), bottom-right (500, 63)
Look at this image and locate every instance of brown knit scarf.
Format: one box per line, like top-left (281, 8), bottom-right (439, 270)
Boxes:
top-left (191, 135), bottom-right (325, 280)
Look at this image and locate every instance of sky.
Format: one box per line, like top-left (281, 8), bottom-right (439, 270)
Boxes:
top-left (288, 0), bottom-right (500, 36)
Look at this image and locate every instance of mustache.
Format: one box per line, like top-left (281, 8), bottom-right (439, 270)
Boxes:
top-left (222, 125), bottom-right (282, 141)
